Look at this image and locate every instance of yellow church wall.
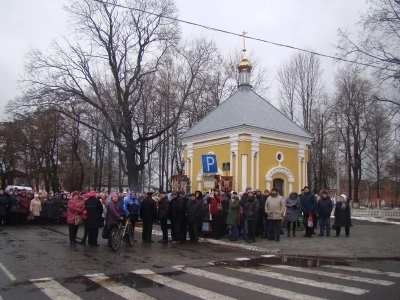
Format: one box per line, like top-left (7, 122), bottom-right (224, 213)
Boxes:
top-left (258, 142), bottom-right (299, 196)
top-left (238, 137), bottom-right (251, 192)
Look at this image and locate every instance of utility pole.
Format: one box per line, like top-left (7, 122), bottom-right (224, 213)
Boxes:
top-left (335, 111), bottom-right (340, 200)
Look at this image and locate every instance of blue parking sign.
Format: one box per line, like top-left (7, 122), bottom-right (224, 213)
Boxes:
top-left (202, 154), bottom-right (218, 173)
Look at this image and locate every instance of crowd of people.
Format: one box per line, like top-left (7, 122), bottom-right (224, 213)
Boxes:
top-left (0, 185), bottom-right (352, 247)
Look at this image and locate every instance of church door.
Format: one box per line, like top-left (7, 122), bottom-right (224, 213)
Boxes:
top-left (273, 178), bottom-right (284, 198)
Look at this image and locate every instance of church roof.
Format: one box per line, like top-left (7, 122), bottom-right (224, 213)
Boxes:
top-left (181, 85), bottom-right (313, 140)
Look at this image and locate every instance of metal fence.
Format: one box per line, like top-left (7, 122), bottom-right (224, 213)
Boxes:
top-left (351, 209), bottom-right (400, 218)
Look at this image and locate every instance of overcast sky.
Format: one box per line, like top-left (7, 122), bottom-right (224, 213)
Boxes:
top-left (0, 0), bottom-right (368, 120)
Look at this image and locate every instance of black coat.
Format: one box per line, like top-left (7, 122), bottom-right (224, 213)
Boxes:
top-left (158, 196), bottom-right (170, 221)
top-left (169, 197), bottom-right (183, 220)
top-left (85, 197), bottom-right (104, 229)
top-left (0, 194), bottom-right (10, 216)
top-left (43, 199), bottom-right (55, 218)
top-left (301, 192), bottom-right (317, 214)
top-left (244, 199), bottom-right (259, 220)
top-left (257, 195), bottom-right (267, 216)
top-left (334, 201), bottom-right (351, 227)
top-left (317, 197), bottom-right (333, 218)
top-left (187, 199), bottom-right (202, 223)
top-left (140, 197), bottom-right (157, 221)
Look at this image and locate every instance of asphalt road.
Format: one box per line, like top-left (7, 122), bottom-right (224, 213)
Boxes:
top-left (0, 224), bottom-right (399, 299)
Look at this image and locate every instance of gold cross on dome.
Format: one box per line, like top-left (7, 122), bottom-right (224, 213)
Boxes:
top-left (242, 30), bottom-right (248, 51)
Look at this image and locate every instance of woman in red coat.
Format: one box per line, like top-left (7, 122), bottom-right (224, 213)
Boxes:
top-left (67, 191), bottom-right (84, 245)
top-left (210, 190), bottom-right (224, 239)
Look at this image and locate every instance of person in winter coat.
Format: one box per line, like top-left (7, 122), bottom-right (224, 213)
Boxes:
top-left (140, 191), bottom-right (157, 243)
top-left (210, 190), bottom-right (224, 239)
top-left (255, 189), bottom-right (266, 238)
top-left (301, 186), bottom-right (317, 238)
top-left (67, 191), bottom-right (84, 245)
top-left (157, 191), bottom-right (170, 243)
top-left (317, 190), bottom-right (334, 236)
top-left (334, 194), bottom-right (351, 237)
top-left (265, 188), bottom-right (285, 242)
top-left (226, 194), bottom-right (241, 241)
top-left (123, 191), bottom-right (140, 243)
top-left (169, 191), bottom-right (183, 244)
top-left (18, 190), bottom-right (29, 225)
top-left (43, 194), bottom-right (55, 225)
top-left (179, 191), bottom-right (189, 242)
top-left (8, 190), bottom-right (19, 225)
top-left (30, 194), bottom-right (42, 224)
top-left (84, 191), bottom-right (104, 246)
top-left (106, 193), bottom-right (121, 228)
top-left (284, 191), bottom-right (300, 237)
top-left (186, 193), bottom-right (202, 243)
top-left (240, 187), bottom-right (252, 241)
top-left (244, 191), bottom-right (259, 243)
top-left (60, 193), bottom-right (69, 223)
top-left (0, 188), bottom-right (10, 225)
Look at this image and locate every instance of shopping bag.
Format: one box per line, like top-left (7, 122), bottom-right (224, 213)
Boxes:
top-left (102, 224), bottom-right (110, 239)
top-left (307, 214), bottom-right (313, 227)
top-left (202, 222), bottom-right (212, 234)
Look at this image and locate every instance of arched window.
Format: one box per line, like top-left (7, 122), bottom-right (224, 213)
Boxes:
top-left (273, 178), bottom-right (285, 197)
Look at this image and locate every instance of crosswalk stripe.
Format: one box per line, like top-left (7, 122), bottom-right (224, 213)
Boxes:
top-left (264, 264), bottom-right (395, 286)
top-left (85, 273), bottom-right (155, 300)
top-left (321, 265), bottom-right (400, 278)
top-left (132, 269), bottom-right (236, 300)
top-left (226, 267), bottom-right (368, 295)
top-left (31, 278), bottom-right (82, 300)
top-left (172, 265), bottom-right (327, 300)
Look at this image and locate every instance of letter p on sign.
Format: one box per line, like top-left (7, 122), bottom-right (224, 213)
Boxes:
top-left (202, 154), bottom-right (218, 173)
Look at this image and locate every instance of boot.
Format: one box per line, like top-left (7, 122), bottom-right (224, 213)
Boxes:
top-left (292, 228), bottom-right (296, 237)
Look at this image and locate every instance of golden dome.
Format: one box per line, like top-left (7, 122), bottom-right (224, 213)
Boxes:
top-left (237, 57), bottom-right (252, 72)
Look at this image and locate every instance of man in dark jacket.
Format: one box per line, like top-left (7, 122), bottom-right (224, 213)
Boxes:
top-left (317, 190), bottom-right (333, 236)
top-left (187, 193), bottom-right (202, 243)
top-left (0, 188), bottom-right (10, 226)
top-left (169, 191), bottom-right (183, 244)
top-left (140, 191), bottom-right (157, 243)
top-left (243, 191), bottom-right (259, 243)
top-left (240, 187), bottom-right (252, 241)
top-left (157, 191), bottom-right (169, 243)
top-left (301, 186), bottom-right (317, 238)
top-left (255, 189), bottom-right (266, 238)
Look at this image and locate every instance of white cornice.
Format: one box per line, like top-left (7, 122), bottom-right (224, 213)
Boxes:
top-left (182, 125), bottom-right (313, 147)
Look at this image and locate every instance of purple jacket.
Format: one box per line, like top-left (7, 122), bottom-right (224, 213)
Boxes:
top-left (106, 200), bottom-right (120, 226)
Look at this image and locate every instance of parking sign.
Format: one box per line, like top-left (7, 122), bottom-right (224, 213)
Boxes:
top-left (202, 154), bottom-right (218, 173)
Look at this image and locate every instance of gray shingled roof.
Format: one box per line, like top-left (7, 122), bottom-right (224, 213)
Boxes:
top-left (181, 85), bottom-right (313, 139)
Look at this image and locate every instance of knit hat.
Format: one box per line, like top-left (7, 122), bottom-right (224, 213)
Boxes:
top-left (88, 190), bottom-right (97, 198)
top-left (71, 191), bottom-right (79, 197)
top-left (110, 192), bottom-right (118, 198)
top-left (83, 193), bottom-right (89, 200)
top-left (340, 194), bottom-right (347, 200)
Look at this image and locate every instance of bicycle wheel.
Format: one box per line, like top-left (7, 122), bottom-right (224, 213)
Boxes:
top-left (109, 227), bottom-right (121, 251)
top-left (127, 224), bottom-right (134, 246)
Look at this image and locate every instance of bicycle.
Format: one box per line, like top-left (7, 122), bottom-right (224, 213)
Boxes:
top-left (109, 214), bottom-right (135, 251)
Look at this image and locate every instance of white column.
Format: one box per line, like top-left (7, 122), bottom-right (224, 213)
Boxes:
top-left (250, 152), bottom-right (255, 189)
top-left (251, 135), bottom-right (260, 190)
top-left (230, 135), bottom-right (239, 192)
top-left (298, 143), bottom-right (306, 191)
top-left (256, 154), bottom-right (260, 190)
top-left (241, 154), bottom-right (247, 191)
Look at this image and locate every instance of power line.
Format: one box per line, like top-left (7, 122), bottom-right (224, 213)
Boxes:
top-left (92, 0), bottom-right (395, 72)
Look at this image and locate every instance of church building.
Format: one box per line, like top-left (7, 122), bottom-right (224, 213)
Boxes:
top-left (181, 40), bottom-right (313, 196)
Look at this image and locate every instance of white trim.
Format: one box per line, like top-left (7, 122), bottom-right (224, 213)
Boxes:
top-left (266, 167), bottom-right (295, 183)
top-left (196, 169), bottom-right (223, 181)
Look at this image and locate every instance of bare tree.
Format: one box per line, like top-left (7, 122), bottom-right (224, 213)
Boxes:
top-left (11, 0), bottom-right (219, 191)
top-left (336, 0), bottom-right (400, 114)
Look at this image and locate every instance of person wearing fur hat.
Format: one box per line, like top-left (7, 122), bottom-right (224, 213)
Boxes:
top-left (317, 190), bottom-right (333, 236)
top-left (285, 191), bottom-right (300, 237)
top-left (334, 194), bottom-right (351, 237)
top-left (29, 194), bottom-right (42, 225)
top-left (84, 191), bottom-right (104, 246)
top-left (67, 191), bottom-right (84, 245)
top-left (265, 188), bottom-right (285, 242)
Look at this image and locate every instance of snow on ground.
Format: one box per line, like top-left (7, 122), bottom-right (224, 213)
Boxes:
top-left (352, 216), bottom-right (400, 225)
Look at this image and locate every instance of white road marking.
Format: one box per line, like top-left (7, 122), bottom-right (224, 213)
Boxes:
top-left (0, 261), bottom-right (16, 281)
top-left (227, 266), bottom-right (368, 295)
top-left (31, 278), bottom-right (82, 300)
top-left (322, 265), bottom-right (400, 278)
top-left (85, 273), bottom-right (155, 300)
top-left (265, 264), bottom-right (395, 286)
top-left (133, 269), bottom-right (236, 300)
top-left (234, 257), bottom-right (250, 261)
top-left (207, 261), bottom-right (216, 265)
top-left (260, 255), bottom-right (276, 258)
top-left (172, 265), bottom-right (327, 300)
